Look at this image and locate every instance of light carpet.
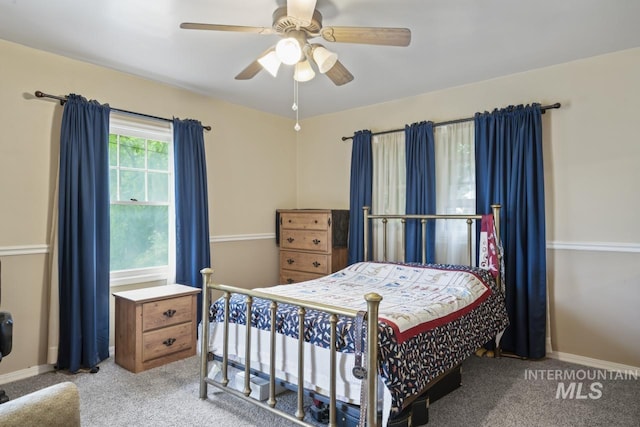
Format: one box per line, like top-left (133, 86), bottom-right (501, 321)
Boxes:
top-left (1, 355), bottom-right (638, 426)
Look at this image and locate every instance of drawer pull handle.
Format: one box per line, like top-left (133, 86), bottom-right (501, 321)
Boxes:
top-left (312, 239), bottom-right (321, 245)
top-left (287, 258), bottom-right (295, 264)
top-left (163, 338), bottom-right (177, 347)
top-left (287, 237), bottom-right (295, 243)
top-left (163, 309), bottom-right (177, 318)
top-left (313, 261), bottom-right (321, 268)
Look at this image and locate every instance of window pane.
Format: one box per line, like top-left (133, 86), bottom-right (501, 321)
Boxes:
top-left (120, 170), bottom-right (145, 201)
top-left (109, 134), bottom-right (118, 166)
top-left (109, 169), bottom-right (118, 201)
top-left (148, 172), bottom-right (168, 202)
top-left (119, 136), bottom-right (146, 169)
top-left (148, 140), bottom-right (169, 170)
top-left (110, 204), bottom-right (168, 270)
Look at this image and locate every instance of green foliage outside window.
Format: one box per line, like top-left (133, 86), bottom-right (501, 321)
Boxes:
top-left (110, 204), bottom-right (168, 271)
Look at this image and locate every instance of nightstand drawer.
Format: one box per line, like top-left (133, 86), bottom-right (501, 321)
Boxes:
top-left (280, 212), bottom-right (329, 231)
top-left (142, 295), bottom-right (193, 331)
top-left (280, 229), bottom-right (329, 252)
top-left (280, 250), bottom-right (330, 274)
top-left (142, 322), bottom-right (194, 362)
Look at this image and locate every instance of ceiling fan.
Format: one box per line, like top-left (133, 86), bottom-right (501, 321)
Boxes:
top-left (180, 0), bottom-right (411, 86)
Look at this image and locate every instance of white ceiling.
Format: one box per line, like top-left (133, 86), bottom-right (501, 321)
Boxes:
top-left (2, 0), bottom-right (640, 119)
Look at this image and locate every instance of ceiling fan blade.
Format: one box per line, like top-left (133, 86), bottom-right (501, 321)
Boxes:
top-left (180, 22), bottom-right (275, 35)
top-left (234, 47), bottom-right (277, 80)
top-left (325, 60), bottom-right (354, 86)
top-left (235, 60), bottom-right (263, 80)
top-left (287, 0), bottom-right (317, 26)
top-left (321, 26), bottom-right (411, 47)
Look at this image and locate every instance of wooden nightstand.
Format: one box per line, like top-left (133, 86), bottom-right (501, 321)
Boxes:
top-left (113, 284), bottom-right (201, 373)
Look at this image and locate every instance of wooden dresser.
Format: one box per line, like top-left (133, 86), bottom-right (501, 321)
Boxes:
top-left (113, 284), bottom-right (201, 373)
top-left (277, 209), bottom-right (349, 284)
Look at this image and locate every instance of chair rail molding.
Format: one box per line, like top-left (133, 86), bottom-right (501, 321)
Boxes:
top-left (2, 240), bottom-right (637, 255)
top-left (0, 244), bottom-right (49, 257)
top-left (210, 233), bottom-right (275, 243)
top-left (547, 241), bottom-right (640, 253)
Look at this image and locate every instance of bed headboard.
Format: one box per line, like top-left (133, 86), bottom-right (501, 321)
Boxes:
top-left (363, 204), bottom-right (502, 285)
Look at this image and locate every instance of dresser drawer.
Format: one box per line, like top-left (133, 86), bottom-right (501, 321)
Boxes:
top-left (280, 212), bottom-right (329, 231)
top-left (280, 270), bottom-right (325, 285)
top-left (280, 250), bottom-right (330, 274)
top-left (142, 295), bottom-right (193, 331)
top-left (280, 229), bottom-right (329, 252)
top-left (142, 322), bottom-right (193, 362)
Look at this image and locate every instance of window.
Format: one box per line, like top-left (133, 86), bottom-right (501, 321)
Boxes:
top-left (370, 122), bottom-right (476, 264)
top-left (109, 116), bottom-right (175, 286)
top-left (372, 132), bottom-right (406, 261)
top-left (434, 122), bottom-right (476, 265)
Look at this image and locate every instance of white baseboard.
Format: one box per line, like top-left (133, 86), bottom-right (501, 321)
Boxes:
top-left (0, 364), bottom-right (55, 385)
top-left (547, 350), bottom-right (640, 372)
top-left (0, 347), bottom-right (115, 385)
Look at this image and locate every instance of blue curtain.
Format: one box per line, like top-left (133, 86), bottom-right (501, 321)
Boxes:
top-left (405, 121), bottom-right (436, 263)
top-left (475, 104), bottom-right (546, 359)
top-left (347, 130), bottom-right (372, 264)
top-left (173, 118), bottom-right (211, 324)
top-left (57, 94), bottom-right (111, 372)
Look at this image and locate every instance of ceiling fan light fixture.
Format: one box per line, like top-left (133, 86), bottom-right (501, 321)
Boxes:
top-left (257, 51), bottom-right (281, 77)
top-left (276, 37), bottom-right (302, 65)
top-left (294, 60), bottom-right (315, 82)
top-left (312, 45), bottom-right (338, 74)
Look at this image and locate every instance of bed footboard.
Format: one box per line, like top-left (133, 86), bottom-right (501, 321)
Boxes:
top-left (199, 268), bottom-right (383, 427)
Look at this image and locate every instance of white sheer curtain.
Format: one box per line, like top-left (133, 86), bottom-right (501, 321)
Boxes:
top-left (434, 122), bottom-right (476, 265)
top-left (372, 132), bottom-right (406, 262)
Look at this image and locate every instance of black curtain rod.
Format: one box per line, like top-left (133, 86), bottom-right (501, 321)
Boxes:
top-left (341, 102), bottom-right (561, 141)
top-left (34, 91), bottom-right (212, 132)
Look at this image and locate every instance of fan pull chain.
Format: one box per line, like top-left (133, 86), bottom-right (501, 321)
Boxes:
top-left (292, 78), bottom-right (300, 131)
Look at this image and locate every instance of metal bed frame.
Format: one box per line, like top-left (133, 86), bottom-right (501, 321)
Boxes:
top-left (363, 204), bottom-right (502, 292)
top-left (198, 204), bottom-right (502, 426)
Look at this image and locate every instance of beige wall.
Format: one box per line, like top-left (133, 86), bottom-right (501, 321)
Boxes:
top-left (0, 39), bottom-right (294, 376)
top-left (297, 48), bottom-right (640, 367)
top-left (1, 38), bottom-right (638, 378)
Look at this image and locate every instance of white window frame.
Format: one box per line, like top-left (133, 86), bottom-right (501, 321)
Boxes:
top-left (108, 115), bottom-right (176, 287)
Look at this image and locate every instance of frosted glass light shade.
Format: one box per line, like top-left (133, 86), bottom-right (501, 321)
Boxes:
top-left (276, 37), bottom-right (302, 65)
top-left (294, 60), bottom-right (315, 82)
top-left (257, 51), bottom-right (281, 77)
top-left (312, 46), bottom-right (338, 73)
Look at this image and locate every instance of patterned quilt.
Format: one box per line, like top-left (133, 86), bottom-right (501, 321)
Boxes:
top-left (209, 261), bottom-right (509, 414)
